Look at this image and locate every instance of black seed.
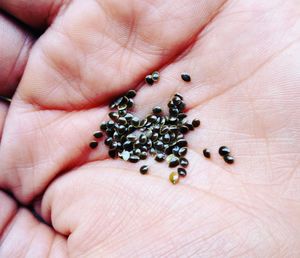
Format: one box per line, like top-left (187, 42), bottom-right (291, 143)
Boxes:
top-left (139, 118), bottom-right (147, 127)
top-left (108, 149), bottom-right (117, 158)
top-left (149, 148), bottom-right (156, 156)
top-left (127, 134), bottom-right (137, 142)
top-left (145, 75), bottom-right (154, 85)
top-left (126, 90), bottom-right (137, 98)
top-left (119, 96), bottom-right (129, 105)
top-left (89, 141), bottom-right (98, 149)
top-left (168, 100), bottom-right (175, 108)
top-left (177, 113), bottom-right (187, 120)
top-left (127, 99), bottom-right (134, 109)
top-left (106, 129), bottom-right (114, 137)
top-left (127, 125), bottom-right (135, 133)
top-left (145, 130), bottom-right (153, 138)
top-left (131, 117), bottom-right (140, 127)
top-left (192, 119), bottom-right (200, 128)
top-left (178, 167), bottom-right (187, 177)
top-left (118, 125), bottom-right (126, 134)
top-left (179, 125), bottom-right (189, 134)
top-left (155, 141), bottom-right (164, 151)
top-left (134, 148), bottom-right (142, 156)
top-left (177, 139), bottom-right (188, 147)
top-left (109, 112), bottom-right (119, 121)
top-left (109, 102), bottom-right (116, 110)
top-left (116, 142), bottom-right (122, 151)
top-left (152, 106), bottom-right (162, 114)
top-left (117, 117), bottom-right (127, 125)
top-left (100, 122), bottom-right (107, 131)
top-left (181, 72), bottom-right (191, 82)
top-left (125, 113), bottom-right (133, 121)
top-left (219, 146), bottom-right (230, 156)
top-left (152, 71), bottom-right (160, 82)
top-left (140, 151), bottom-right (147, 160)
top-left (141, 145), bottom-right (148, 152)
top-left (139, 134), bottom-right (147, 144)
top-left (118, 109), bottom-right (127, 116)
top-left (175, 93), bottom-right (183, 100)
top-left (155, 153), bottom-right (165, 162)
top-left (147, 115), bottom-right (157, 123)
top-left (165, 145), bottom-right (173, 155)
top-left (168, 156), bottom-right (180, 168)
top-left (178, 102), bottom-right (186, 112)
top-left (151, 132), bottom-right (159, 141)
top-left (113, 131), bottom-right (120, 141)
top-left (180, 157), bottom-right (189, 167)
top-left (140, 165), bottom-right (149, 174)
top-left (224, 155), bottom-right (234, 164)
top-left (123, 141), bottom-right (133, 151)
top-left (169, 133), bottom-right (177, 142)
top-left (168, 125), bottom-right (177, 133)
top-left (134, 140), bottom-right (141, 148)
top-left (104, 137), bottom-right (113, 146)
top-left (110, 141), bottom-right (118, 150)
top-left (178, 147), bottom-right (188, 157)
top-left (106, 121), bottom-right (115, 129)
top-left (203, 148), bottom-right (211, 158)
top-left (93, 131), bottom-right (103, 138)
top-left (114, 97), bottom-right (123, 106)
top-left (169, 117), bottom-right (177, 124)
top-left (185, 123), bottom-right (194, 131)
top-left (169, 108), bottom-right (179, 116)
top-left (163, 134), bottom-right (171, 143)
top-left (172, 96), bottom-right (182, 106)
top-left (146, 139), bottom-right (153, 148)
top-left (160, 125), bottom-right (169, 135)
top-left (129, 155), bottom-right (140, 163)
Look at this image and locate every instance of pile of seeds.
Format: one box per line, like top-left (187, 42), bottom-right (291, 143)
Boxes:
top-left (90, 89), bottom-right (200, 184)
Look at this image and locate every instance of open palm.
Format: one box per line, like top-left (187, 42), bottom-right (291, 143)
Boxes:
top-left (1, 0), bottom-right (300, 257)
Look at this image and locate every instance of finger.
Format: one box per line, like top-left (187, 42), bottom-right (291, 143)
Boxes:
top-left (0, 0), bottom-right (67, 29)
top-left (0, 190), bottom-right (67, 257)
top-left (0, 12), bottom-right (34, 97)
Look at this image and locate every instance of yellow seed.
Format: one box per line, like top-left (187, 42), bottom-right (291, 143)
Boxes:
top-left (169, 171), bottom-right (179, 185)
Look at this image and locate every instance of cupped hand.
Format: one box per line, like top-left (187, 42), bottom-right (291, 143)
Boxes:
top-left (1, 0), bottom-right (300, 257)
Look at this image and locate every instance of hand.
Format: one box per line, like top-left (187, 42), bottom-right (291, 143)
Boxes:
top-left (1, 0), bottom-right (300, 257)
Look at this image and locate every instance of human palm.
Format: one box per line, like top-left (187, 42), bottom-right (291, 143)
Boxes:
top-left (1, 0), bottom-right (300, 257)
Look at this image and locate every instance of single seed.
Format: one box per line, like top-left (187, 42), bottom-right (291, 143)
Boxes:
top-left (177, 139), bottom-right (188, 147)
top-left (134, 148), bottom-right (142, 156)
top-left (104, 137), bottom-right (113, 146)
top-left (185, 123), bottom-right (194, 131)
top-left (131, 117), bottom-right (140, 127)
top-left (127, 125), bottom-right (135, 133)
top-left (172, 96), bottom-right (182, 106)
top-left (152, 71), bottom-right (160, 82)
top-left (108, 149), bottom-right (117, 158)
top-left (175, 93), bottom-right (183, 100)
top-left (141, 145), bottom-right (148, 152)
top-left (121, 150), bottom-right (130, 161)
top-left (129, 155), bottom-right (140, 163)
top-left (140, 151), bottom-right (147, 160)
top-left (106, 129), bottom-right (114, 137)
top-left (179, 125), bottom-right (189, 134)
top-left (123, 141), bottom-right (133, 151)
top-left (169, 156), bottom-right (180, 168)
top-left (139, 134), bottom-right (147, 144)
top-left (166, 154), bottom-right (176, 163)
top-left (152, 106), bottom-right (162, 114)
top-left (177, 113), bottom-right (187, 120)
top-left (160, 125), bottom-right (169, 135)
top-left (178, 147), bottom-right (188, 157)
top-left (219, 146), bottom-right (230, 156)
top-left (109, 141), bottom-right (118, 150)
top-left (140, 165), bottom-right (149, 175)
top-left (119, 96), bottom-right (129, 105)
top-left (178, 102), bottom-right (186, 112)
top-left (224, 155), bottom-right (234, 164)
top-left (170, 108), bottom-right (179, 116)
top-left (181, 72), bottom-right (191, 82)
top-left (145, 75), bottom-right (154, 85)
top-left (177, 167), bottom-right (187, 177)
top-left (117, 125), bottom-right (126, 134)
top-left (109, 102), bottom-right (116, 110)
top-left (203, 148), bottom-right (211, 158)
top-left (169, 117), bottom-right (177, 124)
top-left (192, 119), bottom-right (200, 128)
top-left (126, 90), bottom-right (137, 98)
top-left (147, 115), bottom-right (157, 123)
top-left (114, 97), bottom-right (123, 106)
top-left (149, 148), bottom-right (156, 156)
top-left (155, 153), bottom-right (165, 162)
top-left (151, 132), bottom-right (159, 141)
top-left (155, 141), bottom-right (164, 151)
top-left (125, 113), bottom-right (133, 121)
top-left (106, 121), bottom-right (115, 129)
top-left (163, 133), bottom-right (171, 143)
top-left (127, 99), bottom-right (134, 109)
top-left (145, 130), bottom-right (153, 138)
top-left (93, 131), bottom-right (103, 138)
top-left (100, 122), bottom-right (107, 131)
top-left (118, 109), bottom-right (127, 116)
top-left (139, 118), bottom-right (147, 127)
top-left (169, 171), bottom-right (180, 184)
top-left (109, 112), bottom-right (119, 121)
top-left (118, 117), bottom-right (127, 125)
top-left (89, 141), bottom-right (98, 149)
top-left (169, 125), bottom-right (178, 133)
top-left (179, 157), bottom-right (189, 167)
top-left (127, 134), bottom-right (137, 142)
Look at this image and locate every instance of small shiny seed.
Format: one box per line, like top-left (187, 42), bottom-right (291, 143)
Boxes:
top-left (170, 108), bottom-right (179, 116)
top-left (114, 97), bottom-right (123, 106)
top-left (180, 157), bottom-right (189, 167)
top-left (121, 151), bottom-right (130, 161)
top-left (113, 131), bottom-right (120, 140)
top-left (177, 113), bottom-right (187, 120)
top-left (163, 134), bottom-right (171, 143)
top-left (118, 103), bottom-right (127, 111)
top-left (179, 125), bottom-right (189, 134)
top-left (177, 139), bottom-right (188, 147)
top-left (178, 147), bottom-right (188, 157)
top-left (129, 155), bottom-right (140, 163)
top-left (131, 117), bottom-right (140, 127)
top-left (224, 155), bottom-right (234, 164)
top-left (109, 112), bottom-right (119, 121)
top-left (108, 149), bottom-right (117, 158)
top-left (145, 75), bottom-right (154, 85)
top-left (155, 141), bottom-right (164, 151)
top-left (146, 139), bottom-right (152, 148)
top-left (203, 148), bottom-right (211, 158)
top-left (160, 125), bottom-right (169, 135)
top-left (169, 171), bottom-right (180, 184)
top-left (93, 131), bottom-right (103, 138)
top-left (168, 156), bottom-right (180, 168)
top-left (140, 151), bottom-right (147, 160)
top-left (123, 141), bottom-right (133, 151)
top-left (127, 99), bottom-right (134, 109)
top-left (140, 165), bottom-right (149, 175)
top-left (139, 134), bottom-right (147, 144)
top-left (219, 146), bottom-right (230, 156)
top-left (192, 119), bottom-right (200, 128)
top-left (100, 122), bottom-right (107, 131)
top-left (152, 106), bottom-right (162, 114)
top-left (185, 123), bottom-right (194, 131)
top-left (181, 72), bottom-right (191, 82)
top-left (118, 109), bottom-right (127, 116)
top-left (145, 130), bottom-right (153, 138)
top-left (104, 137), bottom-right (113, 146)
top-left (127, 125), bottom-right (135, 133)
top-left (125, 113), bottom-right (133, 121)
top-left (127, 134), bottom-right (137, 142)
top-left (141, 145), bottom-right (148, 152)
top-left (119, 96), bottom-right (129, 105)
top-left (177, 167), bottom-right (187, 177)
top-left (152, 71), bottom-right (160, 82)
top-left (89, 141), bottom-right (98, 149)
top-left (135, 148), bottom-right (142, 156)
top-left (126, 90), bottom-right (137, 98)
top-left (166, 154), bottom-right (176, 163)
top-left (117, 125), bottom-right (126, 134)
top-left (169, 117), bottom-right (177, 124)
top-left (175, 93), bottom-right (183, 100)
top-left (149, 148), bottom-right (156, 156)
top-left (109, 102), bottom-right (116, 109)
top-left (172, 96), bottom-right (182, 106)
top-left (155, 153), bottom-right (165, 162)
top-left (139, 118), bottom-right (147, 127)
top-left (151, 132), bottom-right (159, 141)
top-left (106, 121), bottom-right (115, 129)
top-left (106, 129), bottom-right (114, 137)
top-left (109, 141), bottom-right (118, 150)
top-left (147, 115), bottom-right (157, 123)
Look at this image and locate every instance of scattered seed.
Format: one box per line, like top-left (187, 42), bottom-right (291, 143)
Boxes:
top-left (89, 141), bottom-right (98, 149)
top-left (192, 119), bottom-right (200, 128)
top-left (203, 148), bottom-right (211, 158)
top-left (168, 156), bottom-right (180, 168)
top-left (169, 171), bottom-right (180, 184)
top-left (178, 147), bottom-right (188, 157)
top-left (177, 139), bottom-right (188, 147)
top-left (152, 106), bottom-right (162, 114)
top-left (145, 75), bottom-right (154, 85)
top-left (93, 131), bottom-right (103, 138)
top-left (152, 71), bottom-right (160, 82)
top-left (177, 167), bottom-right (187, 177)
top-left (126, 90), bottom-right (137, 98)
top-left (155, 153), bottom-right (165, 162)
top-left (140, 165), bottom-right (149, 175)
top-left (219, 146), bottom-right (230, 156)
top-left (179, 157), bottom-right (189, 167)
top-left (224, 155), bottom-right (234, 164)
top-left (181, 73), bottom-right (191, 82)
